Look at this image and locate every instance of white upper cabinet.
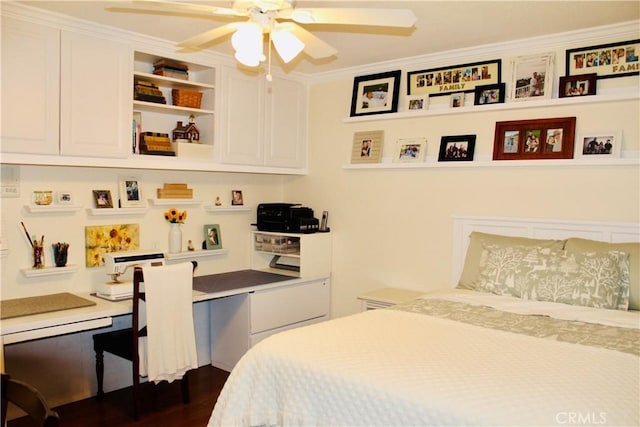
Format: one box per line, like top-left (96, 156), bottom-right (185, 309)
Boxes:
top-left (219, 66), bottom-right (307, 169)
top-left (60, 31), bottom-right (131, 158)
top-left (1, 16), bottom-right (60, 155)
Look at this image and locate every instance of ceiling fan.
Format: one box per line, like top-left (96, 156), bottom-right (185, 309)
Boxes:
top-left (123, 0), bottom-right (417, 70)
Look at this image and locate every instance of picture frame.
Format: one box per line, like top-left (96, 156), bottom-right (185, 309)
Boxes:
top-left (474, 82), bottom-right (506, 105)
top-left (493, 117), bottom-right (576, 160)
top-left (203, 224), bottom-right (222, 250)
top-left (438, 135), bottom-right (476, 162)
top-left (576, 131), bottom-right (622, 159)
top-left (566, 39), bottom-right (640, 79)
top-left (510, 53), bottom-right (554, 101)
top-left (449, 92), bottom-right (465, 108)
top-left (558, 73), bottom-right (597, 98)
top-left (231, 190), bottom-right (244, 206)
top-left (350, 70), bottom-right (401, 117)
top-left (406, 94), bottom-right (428, 111)
top-left (351, 130), bottom-right (384, 164)
top-left (93, 190), bottom-right (113, 208)
top-left (393, 137), bottom-right (427, 163)
top-left (118, 176), bottom-right (145, 208)
top-left (56, 191), bottom-right (74, 205)
top-left (407, 59), bottom-right (501, 97)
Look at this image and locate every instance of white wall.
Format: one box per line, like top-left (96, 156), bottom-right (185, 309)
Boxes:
top-left (285, 27), bottom-right (640, 318)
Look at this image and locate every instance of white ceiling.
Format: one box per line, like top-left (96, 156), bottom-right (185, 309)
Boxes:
top-left (13, 1), bottom-right (640, 76)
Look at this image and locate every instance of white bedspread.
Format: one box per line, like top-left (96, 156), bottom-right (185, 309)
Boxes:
top-left (209, 289), bottom-right (640, 427)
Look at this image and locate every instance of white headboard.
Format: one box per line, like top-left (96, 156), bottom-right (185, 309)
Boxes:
top-left (451, 215), bottom-right (640, 286)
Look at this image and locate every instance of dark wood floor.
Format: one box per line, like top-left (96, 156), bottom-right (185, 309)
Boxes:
top-left (7, 365), bottom-right (230, 427)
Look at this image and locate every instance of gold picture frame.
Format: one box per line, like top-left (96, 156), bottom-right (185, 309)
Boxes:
top-left (351, 130), bottom-right (384, 164)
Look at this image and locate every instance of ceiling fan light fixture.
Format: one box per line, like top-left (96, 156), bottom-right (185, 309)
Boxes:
top-left (231, 22), bottom-right (265, 67)
top-left (271, 29), bottom-right (304, 63)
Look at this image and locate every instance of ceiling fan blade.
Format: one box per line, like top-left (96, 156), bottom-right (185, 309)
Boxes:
top-left (177, 23), bottom-right (239, 48)
top-left (132, 0), bottom-right (245, 16)
top-left (282, 8), bottom-right (417, 28)
top-left (286, 23), bottom-right (337, 59)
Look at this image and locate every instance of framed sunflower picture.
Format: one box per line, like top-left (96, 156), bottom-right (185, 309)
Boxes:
top-left (84, 224), bottom-right (140, 267)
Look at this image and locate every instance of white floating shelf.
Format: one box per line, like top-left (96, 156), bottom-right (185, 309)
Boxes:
top-left (148, 199), bottom-right (202, 206)
top-left (24, 204), bottom-right (82, 214)
top-left (20, 264), bottom-right (79, 277)
top-left (164, 249), bottom-right (229, 261)
top-left (88, 207), bottom-right (149, 216)
top-left (203, 205), bottom-right (251, 212)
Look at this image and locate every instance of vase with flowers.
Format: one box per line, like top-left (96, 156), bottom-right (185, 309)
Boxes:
top-left (164, 208), bottom-right (187, 253)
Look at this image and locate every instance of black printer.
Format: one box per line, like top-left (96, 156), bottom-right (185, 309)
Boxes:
top-left (257, 203), bottom-right (319, 233)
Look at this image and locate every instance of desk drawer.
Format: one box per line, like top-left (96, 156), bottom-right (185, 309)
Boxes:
top-left (250, 279), bottom-right (329, 334)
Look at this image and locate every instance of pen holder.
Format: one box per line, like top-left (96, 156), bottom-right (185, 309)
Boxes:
top-left (53, 243), bottom-right (69, 267)
top-left (32, 242), bottom-right (45, 269)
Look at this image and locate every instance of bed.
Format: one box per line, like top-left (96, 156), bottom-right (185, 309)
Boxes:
top-left (208, 216), bottom-right (640, 427)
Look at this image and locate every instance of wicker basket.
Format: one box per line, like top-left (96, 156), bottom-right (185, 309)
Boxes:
top-left (171, 89), bottom-right (203, 109)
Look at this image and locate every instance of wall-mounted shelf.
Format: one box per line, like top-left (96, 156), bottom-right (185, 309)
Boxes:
top-left (24, 204), bottom-right (82, 214)
top-left (20, 264), bottom-right (79, 277)
top-left (87, 207), bottom-right (149, 216)
top-left (164, 249), bottom-right (228, 261)
top-left (203, 205), bottom-right (252, 212)
top-left (342, 91), bottom-right (639, 123)
top-left (148, 198), bottom-right (202, 206)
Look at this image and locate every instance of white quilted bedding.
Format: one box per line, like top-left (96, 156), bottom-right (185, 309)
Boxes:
top-left (209, 289), bottom-right (640, 427)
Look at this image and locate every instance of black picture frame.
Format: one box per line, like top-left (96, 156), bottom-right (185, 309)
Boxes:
top-left (559, 73), bottom-right (597, 98)
top-left (566, 39), bottom-right (640, 79)
top-left (407, 59), bottom-right (501, 97)
top-left (438, 135), bottom-right (476, 162)
top-left (350, 70), bottom-right (401, 117)
top-left (474, 83), bottom-right (506, 105)
top-left (93, 190), bottom-right (113, 208)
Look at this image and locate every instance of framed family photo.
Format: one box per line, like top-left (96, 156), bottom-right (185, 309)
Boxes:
top-left (559, 73), bottom-right (597, 98)
top-left (393, 137), bottom-right (427, 163)
top-left (406, 94), bottom-right (428, 111)
top-left (204, 224), bottom-right (222, 250)
top-left (93, 190), bottom-right (113, 208)
top-left (407, 59), bottom-right (501, 97)
top-left (118, 176), bottom-right (145, 208)
top-left (510, 53), bottom-right (554, 101)
top-left (474, 83), bottom-right (506, 105)
top-left (438, 135), bottom-right (476, 162)
top-left (351, 130), bottom-right (384, 164)
top-left (350, 70), bottom-right (401, 117)
top-left (576, 131), bottom-right (622, 159)
top-left (493, 117), bottom-right (576, 160)
top-left (566, 39), bottom-right (639, 79)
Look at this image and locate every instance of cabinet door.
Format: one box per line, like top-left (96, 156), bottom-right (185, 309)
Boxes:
top-left (218, 67), bottom-right (265, 165)
top-left (1, 16), bottom-right (60, 154)
top-left (265, 77), bottom-right (307, 168)
top-left (59, 31), bottom-right (131, 158)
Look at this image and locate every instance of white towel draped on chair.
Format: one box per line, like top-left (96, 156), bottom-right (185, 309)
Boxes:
top-left (137, 262), bottom-right (198, 383)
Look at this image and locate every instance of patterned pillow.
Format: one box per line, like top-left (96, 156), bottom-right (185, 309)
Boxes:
top-left (478, 244), bottom-right (630, 310)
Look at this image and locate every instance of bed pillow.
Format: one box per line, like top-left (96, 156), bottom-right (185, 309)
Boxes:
top-left (457, 232), bottom-right (565, 290)
top-left (564, 238), bottom-right (639, 310)
top-left (477, 244), bottom-right (630, 310)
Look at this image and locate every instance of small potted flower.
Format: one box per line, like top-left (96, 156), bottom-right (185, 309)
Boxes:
top-left (164, 208), bottom-right (187, 253)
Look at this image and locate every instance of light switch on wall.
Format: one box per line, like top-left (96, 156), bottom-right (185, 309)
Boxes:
top-left (1, 164), bottom-right (20, 198)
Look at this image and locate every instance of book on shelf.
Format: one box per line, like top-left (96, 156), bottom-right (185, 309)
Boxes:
top-left (134, 85), bottom-right (164, 96)
top-left (134, 93), bottom-right (167, 104)
top-left (153, 58), bottom-right (189, 72)
top-left (153, 69), bottom-right (189, 80)
top-left (154, 66), bottom-right (189, 75)
top-left (134, 79), bottom-right (160, 88)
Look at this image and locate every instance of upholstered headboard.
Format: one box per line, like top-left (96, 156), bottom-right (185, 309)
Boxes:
top-left (451, 215), bottom-right (640, 286)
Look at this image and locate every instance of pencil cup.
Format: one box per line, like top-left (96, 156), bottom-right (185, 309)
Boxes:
top-left (53, 243), bottom-right (69, 267)
top-left (33, 243), bottom-right (45, 269)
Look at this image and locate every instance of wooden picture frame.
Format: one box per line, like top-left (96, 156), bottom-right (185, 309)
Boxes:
top-left (566, 39), bottom-right (640, 79)
top-left (406, 94), bottom-right (428, 111)
top-left (118, 176), bottom-right (145, 208)
top-left (407, 59), bottom-right (501, 97)
top-left (438, 135), bottom-right (476, 162)
top-left (93, 190), bottom-right (113, 208)
top-left (510, 53), bottom-right (554, 101)
top-left (576, 131), bottom-right (622, 159)
top-left (204, 224), bottom-right (222, 250)
top-left (474, 83), bottom-right (506, 105)
top-left (559, 73), bottom-right (597, 98)
top-left (350, 70), bottom-right (401, 117)
top-left (493, 117), bottom-right (576, 160)
top-left (393, 137), bottom-right (427, 163)
top-left (351, 130), bottom-right (383, 164)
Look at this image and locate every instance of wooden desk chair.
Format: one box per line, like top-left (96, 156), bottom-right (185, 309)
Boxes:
top-left (92, 261), bottom-right (197, 419)
top-left (1, 374), bottom-right (60, 427)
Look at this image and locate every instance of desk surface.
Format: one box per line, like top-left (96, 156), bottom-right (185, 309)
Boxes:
top-left (0, 269), bottom-right (322, 343)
